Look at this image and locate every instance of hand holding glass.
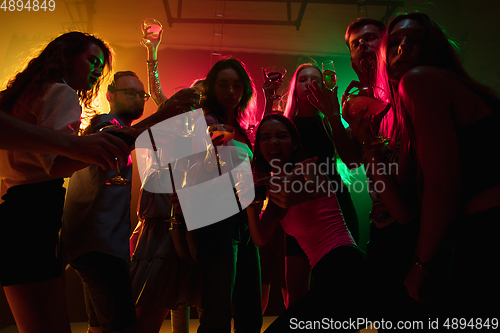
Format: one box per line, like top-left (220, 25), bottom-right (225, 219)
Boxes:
top-left (142, 18), bottom-right (163, 46)
top-left (322, 60), bottom-right (337, 90)
top-left (263, 66), bottom-right (287, 100)
top-left (343, 86), bottom-right (389, 118)
top-left (168, 158), bottom-right (190, 230)
top-left (173, 86), bottom-right (200, 137)
top-left (99, 125), bottom-right (134, 186)
top-left (207, 124), bottom-right (234, 173)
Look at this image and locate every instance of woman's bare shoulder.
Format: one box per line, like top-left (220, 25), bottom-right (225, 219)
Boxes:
top-left (399, 66), bottom-right (451, 92)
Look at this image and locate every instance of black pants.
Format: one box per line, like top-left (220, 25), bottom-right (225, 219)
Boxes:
top-left (71, 251), bottom-right (137, 332)
top-left (264, 246), bottom-right (373, 333)
top-left (196, 211), bottom-right (263, 333)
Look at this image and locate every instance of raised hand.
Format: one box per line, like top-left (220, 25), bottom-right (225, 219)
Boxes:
top-left (266, 157), bottom-right (323, 208)
top-left (341, 80), bottom-right (362, 107)
top-left (342, 98), bottom-right (390, 145)
top-left (141, 25), bottom-right (163, 49)
top-left (262, 68), bottom-right (284, 101)
top-left (306, 80), bottom-right (340, 117)
top-left (156, 88), bottom-right (200, 119)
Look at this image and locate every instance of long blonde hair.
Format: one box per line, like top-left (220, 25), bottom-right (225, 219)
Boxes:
top-left (283, 62), bottom-right (356, 185)
top-left (283, 63), bottom-right (323, 121)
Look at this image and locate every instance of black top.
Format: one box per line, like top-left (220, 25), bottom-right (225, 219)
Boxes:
top-left (457, 110), bottom-right (500, 201)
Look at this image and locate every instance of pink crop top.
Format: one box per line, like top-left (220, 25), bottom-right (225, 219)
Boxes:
top-left (280, 193), bottom-right (356, 268)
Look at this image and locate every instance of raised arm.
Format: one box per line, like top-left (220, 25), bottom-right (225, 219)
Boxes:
top-left (131, 88), bottom-right (199, 134)
top-left (142, 27), bottom-right (168, 105)
top-left (246, 199), bottom-right (287, 247)
top-left (307, 81), bottom-right (364, 168)
top-left (261, 68), bottom-right (285, 118)
top-left (342, 85), bottom-right (419, 225)
top-left (0, 111), bottom-right (129, 170)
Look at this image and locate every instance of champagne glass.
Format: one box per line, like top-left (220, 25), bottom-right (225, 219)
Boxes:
top-left (142, 18), bottom-right (163, 44)
top-left (99, 125), bottom-right (134, 186)
top-left (321, 60), bottom-right (337, 90)
top-left (252, 171), bottom-right (268, 204)
top-left (168, 158), bottom-right (190, 230)
top-left (173, 86), bottom-right (200, 137)
top-left (263, 66), bottom-right (287, 100)
top-left (207, 124), bottom-right (234, 175)
top-left (343, 86), bottom-right (389, 118)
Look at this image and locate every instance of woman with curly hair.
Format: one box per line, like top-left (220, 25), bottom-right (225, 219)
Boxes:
top-left (0, 31), bottom-right (113, 332)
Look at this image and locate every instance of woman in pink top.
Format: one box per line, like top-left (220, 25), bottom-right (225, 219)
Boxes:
top-left (246, 114), bottom-right (372, 331)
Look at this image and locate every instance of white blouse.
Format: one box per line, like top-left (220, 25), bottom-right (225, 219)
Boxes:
top-left (0, 82), bottom-right (81, 188)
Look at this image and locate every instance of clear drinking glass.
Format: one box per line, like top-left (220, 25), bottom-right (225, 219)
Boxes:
top-left (168, 158), bottom-right (190, 230)
top-left (321, 60), bottom-right (337, 90)
top-left (207, 124), bottom-right (235, 174)
top-left (263, 66), bottom-right (287, 100)
top-left (142, 18), bottom-right (163, 44)
top-left (173, 86), bottom-right (200, 137)
top-left (99, 125), bottom-right (133, 186)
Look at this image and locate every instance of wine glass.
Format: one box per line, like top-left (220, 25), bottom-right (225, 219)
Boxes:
top-left (321, 60), bottom-right (337, 90)
top-left (263, 66), bottom-right (287, 100)
top-left (173, 86), bottom-right (200, 137)
top-left (142, 18), bottom-right (163, 45)
top-left (99, 125), bottom-right (134, 186)
top-left (343, 86), bottom-right (389, 118)
top-left (207, 124), bottom-right (235, 175)
top-left (252, 171), bottom-right (268, 204)
top-left (168, 158), bottom-right (190, 230)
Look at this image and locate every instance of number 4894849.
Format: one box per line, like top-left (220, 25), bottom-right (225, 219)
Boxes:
top-left (1, 0), bottom-right (56, 11)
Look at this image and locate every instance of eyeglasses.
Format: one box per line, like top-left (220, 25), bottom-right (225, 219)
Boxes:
top-left (113, 89), bottom-right (150, 102)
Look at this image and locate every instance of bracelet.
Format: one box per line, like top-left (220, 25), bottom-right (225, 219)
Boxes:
top-left (362, 136), bottom-right (390, 151)
top-left (413, 258), bottom-right (431, 270)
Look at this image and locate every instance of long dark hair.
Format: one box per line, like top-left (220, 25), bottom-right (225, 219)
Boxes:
top-left (201, 57), bottom-right (257, 144)
top-left (252, 113), bottom-right (307, 175)
top-left (377, 12), bottom-right (500, 153)
top-left (0, 31), bottom-right (113, 114)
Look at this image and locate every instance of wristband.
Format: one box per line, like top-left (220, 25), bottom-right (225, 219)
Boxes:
top-left (362, 136), bottom-right (390, 151)
top-left (413, 257), bottom-right (431, 270)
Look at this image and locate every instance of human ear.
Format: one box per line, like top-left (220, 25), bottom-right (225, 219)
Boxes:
top-left (106, 91), bottom-right (114, 103)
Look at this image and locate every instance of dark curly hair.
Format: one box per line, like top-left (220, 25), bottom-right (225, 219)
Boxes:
top-left (0, 31), bottom-right (113, 115)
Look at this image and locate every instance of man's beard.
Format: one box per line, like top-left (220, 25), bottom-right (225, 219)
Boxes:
top-left (116, 103), bottom-right (144, 121)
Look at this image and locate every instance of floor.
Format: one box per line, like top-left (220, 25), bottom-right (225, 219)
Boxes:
top-left (0, 317), bottom-right (377, 332)
top-left (0, 317), bottom-right (279, 333)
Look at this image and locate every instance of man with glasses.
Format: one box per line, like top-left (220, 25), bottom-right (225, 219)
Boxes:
top-left (62, 71), bottom-right (198, 333)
